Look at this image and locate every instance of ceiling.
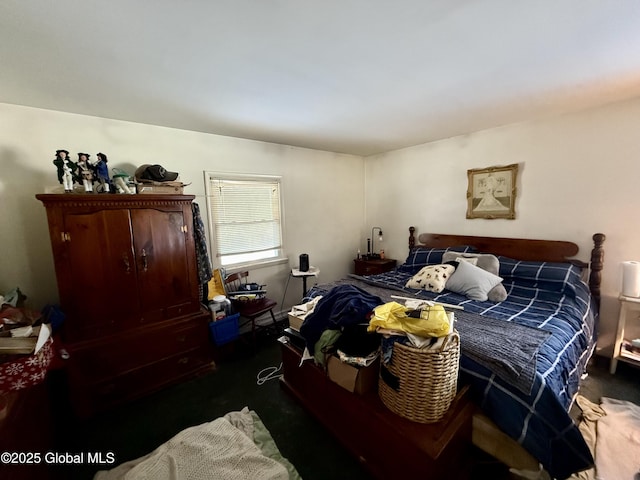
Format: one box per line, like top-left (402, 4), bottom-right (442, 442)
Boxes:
top-left (2, 1), bottom-right (640, 156)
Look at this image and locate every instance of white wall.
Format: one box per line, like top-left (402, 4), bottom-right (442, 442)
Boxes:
top-left (0, 103), bottom-right (365, 316)
top-left (365, 97), bottom-right (640, 355)
top-left (4, 98), bottom-right (640, 356)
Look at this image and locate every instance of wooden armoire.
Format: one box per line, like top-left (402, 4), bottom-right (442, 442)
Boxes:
top-left (36, 194), bottom-right (214, 416)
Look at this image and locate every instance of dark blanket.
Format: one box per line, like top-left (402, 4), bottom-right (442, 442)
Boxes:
top-left (300, 284), bottom-right (382, 354)
top-left (454, 310), bottom-right (551, 395)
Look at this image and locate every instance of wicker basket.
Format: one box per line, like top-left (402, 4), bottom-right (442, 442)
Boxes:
top-left (230, 293), bottom-right (265, 310)
top-left (378, 331), bottom-right (460, 423)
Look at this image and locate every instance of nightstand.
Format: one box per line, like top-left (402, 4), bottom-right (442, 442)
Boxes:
top-left (354, 258), bottom-right (397, 276)
top-left (610, 294), bottom-right (640, 374)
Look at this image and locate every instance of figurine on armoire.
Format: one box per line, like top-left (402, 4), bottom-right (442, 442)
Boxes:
top-left (93, 152), bottom-right (111, 193)
top-left (76, 152), bottom-right (94, 192)
top-left (112, 170), bottom-right (133, 194)
top-left (53, 149), bottom-right (76, 192)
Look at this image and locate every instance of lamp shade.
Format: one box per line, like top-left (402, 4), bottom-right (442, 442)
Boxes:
top-left (371, 227), bottom-right (383, 257)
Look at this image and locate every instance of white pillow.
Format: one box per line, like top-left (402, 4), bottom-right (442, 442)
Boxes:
top-left (443, 251), bottom-right (508, 302)
top-left (445, 259), bottom-right (504, 301)
top-left (405, 264), bottom-right (455, 293)
top-left (443, 251), bottom-right (499, 273)
top-left (456, 256), bottom-right (478, 266)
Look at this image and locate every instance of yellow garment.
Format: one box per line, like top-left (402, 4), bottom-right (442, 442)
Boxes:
top-left (368, 301), bottom-right (450, 337)
top-left (207, 269), bottom-right (226, 300)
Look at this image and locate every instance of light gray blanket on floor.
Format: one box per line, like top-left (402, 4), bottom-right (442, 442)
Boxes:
top-left (570, 395), bottom-right (640, 480)
top-left (315, 276), bottom-right (550, 395)
top-left (94, 408), bottom-right (290, 480)
top-left (594, 397), bottom-right (640, 480)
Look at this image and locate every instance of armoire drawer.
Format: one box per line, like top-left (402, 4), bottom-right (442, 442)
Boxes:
top-left (74, 346), bottom-right (214, 414)
top-left (69, 318), bottom-right (210, 381)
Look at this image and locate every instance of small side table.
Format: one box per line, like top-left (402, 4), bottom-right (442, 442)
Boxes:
top-left (291, 266), bottom-right (320, 297)
top-left (354, 258), bottom-right (397, 276)
top-left (610, 294), bottom-right (640, 374)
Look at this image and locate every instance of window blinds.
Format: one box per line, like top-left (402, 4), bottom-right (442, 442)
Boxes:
top-left (208, 177), bottom-right (282, 258)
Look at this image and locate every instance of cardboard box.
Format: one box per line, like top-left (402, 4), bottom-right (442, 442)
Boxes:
top-left (287, 312), bottom-right (305, 331)
top-left (327, 355), bottom-right (379, 394)
top-left (287, 299), bottom-right (320, 331)
top-left (136, 182), bottom-right (184, 194)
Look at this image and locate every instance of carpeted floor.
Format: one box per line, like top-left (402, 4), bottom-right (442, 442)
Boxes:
top-left (45, 327), bottom-right (640, 480)
top-left (571, 354), bottom-right (640, 410)
top-left (48, 327), bottom-right (375, 480)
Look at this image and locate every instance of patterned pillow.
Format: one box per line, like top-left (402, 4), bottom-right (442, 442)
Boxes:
top-left (405, 264), bottom-right (456, 293)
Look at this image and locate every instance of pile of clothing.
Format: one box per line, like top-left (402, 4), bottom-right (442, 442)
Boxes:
top-left (368, 300), bottom-right (455, 366)
top-left (297, 285), bottom-right (455, 369)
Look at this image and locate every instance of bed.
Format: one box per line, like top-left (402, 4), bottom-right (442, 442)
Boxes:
top-left (94, 407), bottom-right (301, 480)
top-left (303, 227), bottom-right (605, 479)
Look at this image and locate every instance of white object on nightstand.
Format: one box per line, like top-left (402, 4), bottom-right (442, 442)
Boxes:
top-left (610, 294), bottom-right (640, 374)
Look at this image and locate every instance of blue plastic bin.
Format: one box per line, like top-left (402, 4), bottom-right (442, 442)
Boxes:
top-left (209, 313), bottom-right (240, 346)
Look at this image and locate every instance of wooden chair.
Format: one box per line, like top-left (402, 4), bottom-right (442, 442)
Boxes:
top-left (224, 271), bottom-right (278, 347)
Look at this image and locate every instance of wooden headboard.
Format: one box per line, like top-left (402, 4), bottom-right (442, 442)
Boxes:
top-left (407, 227), bottom-right (606, 310)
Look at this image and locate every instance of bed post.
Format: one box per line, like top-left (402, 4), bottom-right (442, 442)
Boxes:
top-left (589, 233), bottom-right (606, 312)
top-left (409, 226), bottom-right (415, 251)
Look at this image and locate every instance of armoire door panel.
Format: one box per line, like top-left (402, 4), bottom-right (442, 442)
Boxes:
top-left (63, 209), bottom-right (140, 340)
top-left (130, 209), bottom-right (194, 317)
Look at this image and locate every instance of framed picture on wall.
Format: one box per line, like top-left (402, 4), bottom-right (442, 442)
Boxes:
top-left (466, 163), bottom-right (518, 219)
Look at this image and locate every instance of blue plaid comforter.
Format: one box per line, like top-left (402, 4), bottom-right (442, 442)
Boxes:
top-left (307, 256), bottom-right (596, 479)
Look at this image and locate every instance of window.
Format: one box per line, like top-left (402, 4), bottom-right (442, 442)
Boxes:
top-left (205, 173), bottom-right (284, 267)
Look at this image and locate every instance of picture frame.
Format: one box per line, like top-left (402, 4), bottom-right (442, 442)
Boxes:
top-left (466, 163), bottom-right (518, 219)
